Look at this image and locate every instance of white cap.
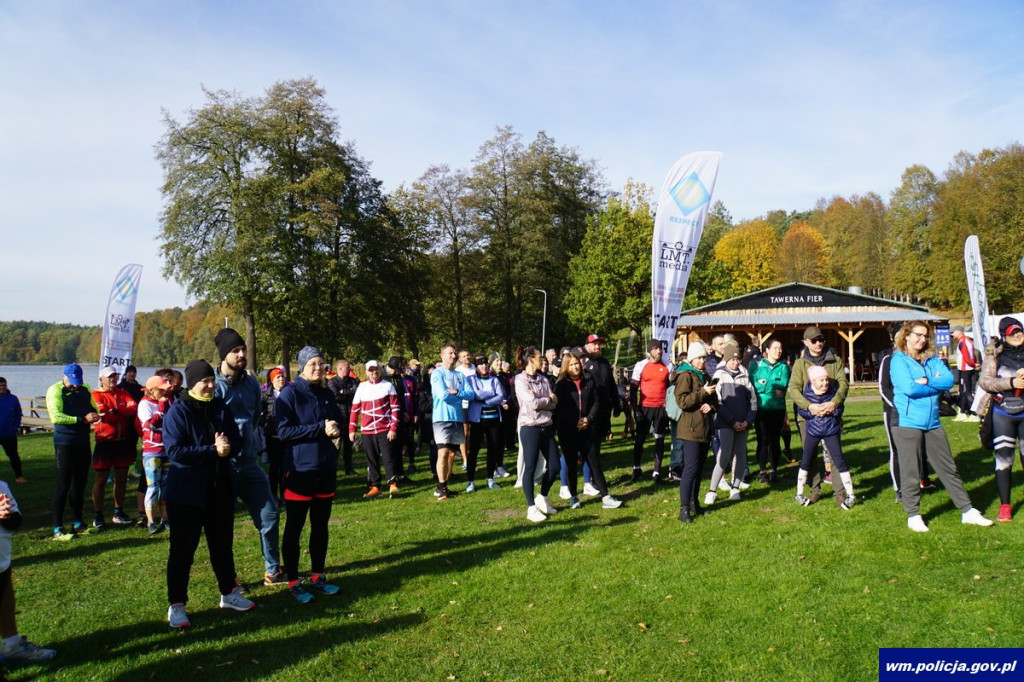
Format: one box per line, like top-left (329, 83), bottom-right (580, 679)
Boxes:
top-left (99, 366), bottom-right (119, 378)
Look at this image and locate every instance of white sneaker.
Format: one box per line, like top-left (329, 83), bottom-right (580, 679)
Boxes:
top-left (953, 411), bottom-right (969, 422)
top-left (961, 508), bottom-right (994, 527)
top-left (728, 487), bottom-right (741, 501)
top-left (167, 603), bottom-right (190, 628)
top-left (966, 415), bottom-right (981, 423)
top-left (569, 496), bottom-right (581, 509)
top-left (601, 495), bottom-right (622, 509)
top-left (582, 482), bottom-right (601, 497)
top-left (465, 481), bottom-right (476, 493)
top-left (703, 491), bottom-right (717, 506)
top-left (737, 480), bottom-right (750, 490)
top-left (907, 515), bottom-right (929, 532)
top-left (486, 478), bottom-right (500, 490)
top-left (526, 505), bottom-right (546, 523)
top-left (717, 480), bottom-right (732, 492)
top-left (558, 485), bottom-right (571, 500)
top-left (495, 466), bottom-right (512, 478)
top-left (535, 494), bottom-right (556, 515)
top-left (219, 592), bottom-right (256, 612)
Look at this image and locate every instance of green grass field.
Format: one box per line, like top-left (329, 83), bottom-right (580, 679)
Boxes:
top-left (4, 397), bottom-right (1021, 681)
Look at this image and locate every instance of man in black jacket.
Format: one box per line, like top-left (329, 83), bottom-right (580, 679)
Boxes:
top-left (327, 360), bottom-right (359, 475)
top-left (582, 334), bottom-right (618, 487)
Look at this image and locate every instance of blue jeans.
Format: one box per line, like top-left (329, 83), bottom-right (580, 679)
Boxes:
top-left (230, 456), bottom-right (280, 575)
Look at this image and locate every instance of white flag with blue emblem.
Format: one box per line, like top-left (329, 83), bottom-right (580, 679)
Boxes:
top-left (98, 263), bottom-right (143, 378)
top-left (651, 151), bottom-right (722, 349)
top-left (963, 235), bottom-right (989, 352)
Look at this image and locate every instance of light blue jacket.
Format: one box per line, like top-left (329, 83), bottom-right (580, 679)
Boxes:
top-left (466, 374), bottom-right (505, 423)
top-left (431, 367), bottom-right (475, 423)
top-left (889, 352), bottom-right (954, 431)
top-left (215, 367), bottom-right (263, 462)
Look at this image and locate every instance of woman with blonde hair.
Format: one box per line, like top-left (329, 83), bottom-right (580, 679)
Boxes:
top-left (889, 321), bottom-right (992, 532)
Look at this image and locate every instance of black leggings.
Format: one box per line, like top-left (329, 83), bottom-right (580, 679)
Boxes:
top-left (469, 419), bottom-right (503, 482)
top-left (283, 497), bottom-right (333, 581)
top-left (519, 424), bottom-right (559, 505)
top-left (51, 442), bottom-right (91, 527)
top-left (558, 425), bottom-right (609, 497)
top-left (992, 410), bottom-right (1024, 505)
top-left (166, 498), bottom-right (236, 605)
top-left (679, 439), bottom-right (710, 511)
top-left (755, 409), bottom-right (784, 473)
top-left (800, 434), bottom-right (847, 474)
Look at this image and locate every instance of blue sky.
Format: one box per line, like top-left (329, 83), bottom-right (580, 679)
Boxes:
top-left (2, 1), bottom-right (1022, 325)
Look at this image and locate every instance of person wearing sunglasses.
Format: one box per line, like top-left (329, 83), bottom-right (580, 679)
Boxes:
top-left (787, 326), bottom-right (849, 504)
top-left (978, 316), bottom-right (1024, 522)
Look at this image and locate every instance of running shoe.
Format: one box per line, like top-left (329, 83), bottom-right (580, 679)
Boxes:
top-left (961, 508), bottom-right (993, 527)
top-left (601, 495), bottom-right (622, 509)
top-left (264, 570), bottom-right (287, 585)
top-left (1, 636), bottom-right (57, 661)
top-left (112, 511), bottom-right (135, 526)
top-left (310, 575), bottom-right (340, 595)
top-left (569, 496), bottom-right (581, 510)
top-left (167, 603), bottom-right (190, 629)
top-left (389, 483), bottom-right (400, 498)
top-left (526, 506), bottom-right (546, 523)
top-left (558, 485), bottom-right (571, 500)
top-left (997, 504), bottom-right (1012, 522)
top-left (52, 526), bottom-right (73, 541)
top-left (582, 482), bottom-right (601, 497)
top-left (289, 582), bottom-right (314, 604)
top-left (219, 591), bottom-right (257, 611)
top-left (363, 486), bottom-right (382, 499)
top-left (486, 479), bottom-right (500, 490)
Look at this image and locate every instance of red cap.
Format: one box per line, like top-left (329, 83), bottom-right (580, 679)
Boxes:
top-left (586, 334), bottom-right (606, 344)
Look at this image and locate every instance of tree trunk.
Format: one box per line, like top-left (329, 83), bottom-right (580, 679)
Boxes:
top-left (242, 296), bottom-right (258, 375)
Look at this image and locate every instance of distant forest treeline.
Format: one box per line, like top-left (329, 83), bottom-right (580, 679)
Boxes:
top-left (0, 302), bottom-right (244, 366)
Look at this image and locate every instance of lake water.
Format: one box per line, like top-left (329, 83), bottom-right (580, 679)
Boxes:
top-left (0, 365), bottom-right (177, 401)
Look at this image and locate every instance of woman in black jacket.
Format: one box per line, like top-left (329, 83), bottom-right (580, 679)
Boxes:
top-left (163, 360), bottom-right (252, 629)
top-left (554, 354), bottom-right (621, 510)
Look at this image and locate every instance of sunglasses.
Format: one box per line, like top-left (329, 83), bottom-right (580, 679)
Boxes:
top-left (809, 337), bottom-right (825, 344)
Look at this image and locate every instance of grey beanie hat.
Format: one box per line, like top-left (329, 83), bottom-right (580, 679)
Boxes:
top-left (296, 346), bottom-right (323, 373)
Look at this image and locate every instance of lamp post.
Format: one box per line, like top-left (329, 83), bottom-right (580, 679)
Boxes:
top-left (535, 289), bottom-right (547, 352)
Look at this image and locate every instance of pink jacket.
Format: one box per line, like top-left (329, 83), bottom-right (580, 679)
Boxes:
top-left (515, 371), bottom-right (556, 428)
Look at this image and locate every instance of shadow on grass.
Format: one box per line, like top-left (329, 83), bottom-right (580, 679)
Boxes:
top-left (16, 533), bottom-right (156, 568)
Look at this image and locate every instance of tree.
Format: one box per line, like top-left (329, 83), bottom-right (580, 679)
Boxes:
top-left (565, 181), bottom-right (654, 334)
top-left (157, 87), bottom-right (269, 368)
top-left (778, 221), bottom-right (828, 284)
top-left (887, 165), bottom-right (938, 300)
top-left (712, 219), bottom-right (781, 296)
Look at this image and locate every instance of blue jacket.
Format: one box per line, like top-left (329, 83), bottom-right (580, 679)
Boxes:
top-left (163, 394), bottom-right (241, 508)
top-left (889, 352), bottom-right (954, 431)
top-left (275, 377), bottom-right (341, 473)
top-left (466, 374), bottom-right (505, 423)
top-left (0, 393), bottom-right (20, 440)
top-left (215, 367), bottom-right (263, 463)
top-left (796, 382), bottom-right (844, 438)
top-left (431, 367), bottom-right (475, 423)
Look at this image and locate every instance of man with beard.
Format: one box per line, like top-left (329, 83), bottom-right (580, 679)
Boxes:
top-left (213, 328), bottom-right (284, 587)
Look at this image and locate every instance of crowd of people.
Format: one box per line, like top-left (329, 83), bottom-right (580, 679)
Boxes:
top-left (0, 315), bottom-right (1016, 643)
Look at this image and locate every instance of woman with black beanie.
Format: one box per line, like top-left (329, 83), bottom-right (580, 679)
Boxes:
top-left (163, 359), bottom-right (253, 628)
top-left (978, 316), bottom-right (1024, 522)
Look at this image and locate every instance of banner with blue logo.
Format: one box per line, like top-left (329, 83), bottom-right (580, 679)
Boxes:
top-left (650, 151), bottom-right (722, 352)
top-left (98, 263), bottom-right (143, 378)
top-left (964, 236), bottom-right (989, 354)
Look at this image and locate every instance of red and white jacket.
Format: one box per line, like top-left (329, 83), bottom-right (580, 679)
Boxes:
top-left (135, 396), bottom-right (169, 456)
top-left (349, 379), bottom-right (399, 436)
top-left (92, 387), bottom-right (138, 442)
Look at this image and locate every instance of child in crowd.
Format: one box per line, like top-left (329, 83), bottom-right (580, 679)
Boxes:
top-left (136, 375), bottom-right (173, 533)
top-left (795, 365), bottom-right (854, 509)
top-left (0, 479), bottom-right (58, 661)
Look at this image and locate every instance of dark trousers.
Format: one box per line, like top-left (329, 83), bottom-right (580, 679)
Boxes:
top-left (958, 369), bottom-right (976, 414)
top-left (469, 419), bottom-right (503, 482)
top-left (421, 418), bottom-right (438, 480)
top-left (679, 439), bottom-right (710, 511)
top-left (800, 433), bottom-right (847, 474)
top-left (283, 497), bottom-right (332, 581)
top-left (339, 408), bottom-right (354, 473)
top-left (51, 442), bottom-right (91, 527)
top-left (558, 424), bottom-right (609, 497)
top-left (266, 437), bottom-right (284, 501)
top-left (632, 406), bottom-right (668, 472)
top-left (363, 432), bottom-right (396, 488)
top-left (883, 407), bottom-right (929, 493)
top-left (519, 424), bottom-right (559, 505)
top-left (166, 498), bottom-right (236, 605)
top-left (0, 438), bottom-right (23, 478)
top-left (755, 409), bottom-right (784, 473)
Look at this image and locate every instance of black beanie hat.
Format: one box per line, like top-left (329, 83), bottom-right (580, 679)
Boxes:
top-left (184, 359), bottom-right (215, 391)
top-left (387, 355), bottom-right (404, 371)
top-left (214, 328), bottom-right (246, 361)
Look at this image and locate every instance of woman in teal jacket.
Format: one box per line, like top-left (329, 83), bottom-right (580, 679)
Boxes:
top-left (751, 339), bottom-right (789, 483)
top-left (889, 321), bottom-right (992, 532)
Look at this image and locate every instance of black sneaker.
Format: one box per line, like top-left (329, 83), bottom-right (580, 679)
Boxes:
top-left (678, 508), bottom-right (693, 523)
top-left (652, 470), bottom-right (661, 484)
top-left (630, 468), bottom-right (642, 483)
top-left (758, 472), bottom-right (769, 485)
top-left (93, 513), bottom-right (106, 529)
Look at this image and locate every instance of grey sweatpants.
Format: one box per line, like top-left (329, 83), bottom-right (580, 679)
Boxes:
top-left (892, 426), bottom-right (973, 517)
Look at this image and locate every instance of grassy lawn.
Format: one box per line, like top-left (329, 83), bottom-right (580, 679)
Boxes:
top-left (4, 398), bottom-right (1021, 681)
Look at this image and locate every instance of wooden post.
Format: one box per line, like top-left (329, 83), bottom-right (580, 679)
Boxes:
top-left (837, 328), bottom-right (864, 380)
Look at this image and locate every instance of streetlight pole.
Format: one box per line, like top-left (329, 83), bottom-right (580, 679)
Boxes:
top-left (535, 289), bottom-right (547, 352)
